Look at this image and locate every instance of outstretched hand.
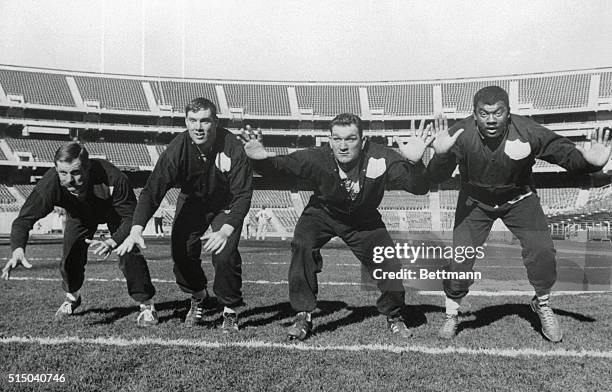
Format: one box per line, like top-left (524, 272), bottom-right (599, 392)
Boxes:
top-left (85, 238), bottom-right (116, 259)
top-left (237, 125), bottom-right (276, 160)
top-left (394, 119), bottom-right (434, 163)
top-left (2, 248), bottom-right (32, 280)
top-left (431, 114), bottom-right (464, 155)
top-left (576, 127), bottom-right (612, 168)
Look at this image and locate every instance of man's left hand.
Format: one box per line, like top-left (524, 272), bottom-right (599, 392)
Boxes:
top-left (576, 127), bottom-right (612, 167)
top-left (85, 238), bottom-right (117, 259)
top-left (394, 119), bottom-right (434, 163)
top-left (201, 225), bottom-right (234, 254)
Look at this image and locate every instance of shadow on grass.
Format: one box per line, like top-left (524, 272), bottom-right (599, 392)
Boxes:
top-left (81, 298), bottom-right (219, 326)
top-left (457, 303), bottom-right (596, 336)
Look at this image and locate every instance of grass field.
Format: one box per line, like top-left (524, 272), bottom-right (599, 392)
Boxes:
top-left (0, 238), bottom-right (611, 391)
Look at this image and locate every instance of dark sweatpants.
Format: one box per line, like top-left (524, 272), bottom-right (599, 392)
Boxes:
top-left (444, 193), bottom-right (556, 299)
top-left (61, 217), bottom-right (156, 303)
top-left (171, 195), bottom-right (243, 307)
top-left (289, 205), bottom-right (405, 316)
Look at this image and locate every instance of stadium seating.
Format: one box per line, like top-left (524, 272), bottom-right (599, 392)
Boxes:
top-left (0, 185), bottom-right (16, 204)
top-left (379, 191), bottom-right (429, 210)
top-left (4, 138), bottom-right (153, 167)
top-left (85, 141), bottom-right (152, 167)
top-left (299, 190), bottom-right (313, 206)
top-left (599, 72), bottom-right (612, 98)
top-left (366, 84), bottom-right (433, 116)
top-left (0, 148), bottom-right (7, 161)
top-left (6, 138), bottom-right (68, 162)
top-left (0, 69), bottom-right (75, 107)
top-left (441, 80), bottom-right (512, 113)
top-left (380, 210), bottom-right (432, 231)
top-left (537, 187), bottom-right (579, 210)
top-left (295, 85), bottom-right (361, 116)
top-left (150, 80), bottom-right (219, 112)
top-left (14, 184), bottom-right (36, 199)
top-left (223, 84), bottom-right (291, 116)
top-left (74, 76), bottom-right (149, 111)
top-left (273, 208), bottom-right (300, 232)
top-left (251, 190), bottom-right (293, 208)
top-left (519, 74), bottom-right (590, 110)
top-left (439, 190), bottom-right (459, 210)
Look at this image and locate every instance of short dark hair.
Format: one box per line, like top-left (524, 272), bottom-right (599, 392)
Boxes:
top-left (473, 86), bottom-right (509, 110)
top-left (329, 113), bottom-right (363, 138)
top-left (54, 142), bottom-right (89, 167)
top-left (185, 97), bottom-right (218, 119)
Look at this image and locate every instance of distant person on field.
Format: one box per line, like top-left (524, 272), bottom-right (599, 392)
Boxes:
top-left (427, 86), bottom-right (611, 343)
top-left (2, 142), bottom-right (158, 327)
top-left (115, 97), bottom-right (253, 333)
top-left (153, 206), bottom-right (164, 238)
top-left (242, 214), bottom-right (252, 240)
top-left (255, 205), bottom-right (272, 240)
top-left (241, 113), bottom-right (433, 340)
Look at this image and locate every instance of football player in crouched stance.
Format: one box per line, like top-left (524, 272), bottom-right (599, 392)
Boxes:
top-left (240, 113), bottom-right (454, 340)
top-left (2, 142), bottom-right (158, 327)
top-left (116, 97), bottom-right (252, 332)
top-left (427, 86), bottom-right (611, 342)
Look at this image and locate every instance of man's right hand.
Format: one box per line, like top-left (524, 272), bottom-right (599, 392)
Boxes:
top-left (237, 125), bottom-right (276, 160)
top-left (114, 226), bottom-right (146, 256)
top-left (2, 248), bottom-right (32, 280)
top-left (431, 114), bottom-right (464, 155)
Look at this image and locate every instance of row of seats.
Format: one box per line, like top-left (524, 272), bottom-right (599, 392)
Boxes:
top-left (0, 184), bottom-right (16, 204)
top-left (3, 138), bottom-right (153, 167)
top-left (441, 80), bottom-right (512, 113)
top-left (251, 190), bottom-right (293, 208)
top-left (379, 191), bottom-right (429, 210)
top-left (2, 67), bottom-right (609, 114)
top-left (519, 74), bottom-right (590, 110)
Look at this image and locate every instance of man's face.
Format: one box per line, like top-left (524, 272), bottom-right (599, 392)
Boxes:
top-left (185, 108), bottom-right (217, 146)
top-left (474, 100), bottom-right (510, 139)
top-left (330, 124), bottom-right (363, 164)
top-left (56, 159), bottom-right (88, 195)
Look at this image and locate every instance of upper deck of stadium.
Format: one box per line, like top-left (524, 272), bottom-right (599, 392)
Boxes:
top-left (1, 64), bottom-right (612, 120)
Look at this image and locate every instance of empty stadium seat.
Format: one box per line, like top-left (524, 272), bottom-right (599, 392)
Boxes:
top-left (366, 84), bottom-right (433, 116)
top-left (223, 84), bottom-right (291, 116)
top-left (0, 69), bottom-right (75, 107)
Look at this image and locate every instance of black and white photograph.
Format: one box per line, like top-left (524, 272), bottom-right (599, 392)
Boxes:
top-left (0, 0), bottom-right (611, 391)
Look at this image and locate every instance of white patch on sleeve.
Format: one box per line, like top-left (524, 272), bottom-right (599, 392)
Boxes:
top-left (365, 157), bottom-right (386, 179)
top-left (216, 152), bottom-right (232, 173)
top-left (504, 139), bottom-right (531, 160)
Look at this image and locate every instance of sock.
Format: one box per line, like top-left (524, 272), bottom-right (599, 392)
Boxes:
top-left (193, 289), bottom-right (208, 301)
top-left (224, 306), bottom-right (236, 314)
top-left (445, 296), bottom-right (463, 316)
top-left (298, 311), bottom-right (312, 322)
top-left (140, 300), bottom-right (155, 310)
top-left (536, 293), bottom-right (550, 305)
top-left (66, 292), bottom-right (79, 302)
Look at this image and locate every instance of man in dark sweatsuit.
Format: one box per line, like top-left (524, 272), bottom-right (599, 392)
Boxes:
top-left (242, 113), bottom-right (432, 340)
top-left (427, 86), bottom-right (611, 342)
top-left (2, 142), bottom-right (157, 327)
top-left (116, 97), bottom-right (252, 332)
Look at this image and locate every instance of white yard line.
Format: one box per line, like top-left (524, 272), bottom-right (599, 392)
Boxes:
top-left (1, 336), bottom-right (610, 359)
top-left (7, 276), bottom-right (610, 295)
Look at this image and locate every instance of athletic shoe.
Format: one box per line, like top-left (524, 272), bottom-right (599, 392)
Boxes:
top-left (184, 297), bottom-right (206, 326)
top-left (136, 304), bottom-right (159, 327)
top-left (287, 312), bottom-right (313, 341)
top-left (387, 314), bottom-right (413, 338)
top-left (530, 296), bottom-right (562, 342)
top-left (438, 313), bottom-right (459, 339)
top-left (221, 312), bottom-right (239, 333)
top-left (55, 295), bottom-right (81, 321)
